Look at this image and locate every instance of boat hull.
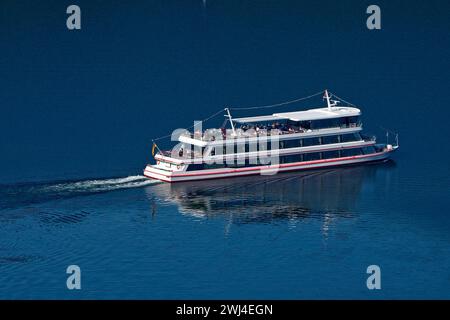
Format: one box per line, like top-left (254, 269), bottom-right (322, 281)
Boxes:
top-left (143, 149), bottom-right (396, 183)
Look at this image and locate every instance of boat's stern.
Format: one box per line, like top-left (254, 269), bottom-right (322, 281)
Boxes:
top-left (143, 164), bottom-right (172, 182)
top-left (143, 155), bottom-right (188, 183)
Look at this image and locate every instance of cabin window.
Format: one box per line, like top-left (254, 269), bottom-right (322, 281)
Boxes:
top-left (187, 164), bottom-right (205, 171)
top-left (322, 135), bottom-right (339, 145)
top-left (322, 150), bottom-right (340, 159)
top-left (303, 152), bottom-right (321, 161)
top-left (362, 146), bottom-right (376, 154)
top-left (204, 163), bottom-right (226, 170)
top-left (341, 133), bottom-right (361, 143)
top-left (310, 120), bottom-right (322, 130)
top-left (340, 134), bottom-right (350, 142)
top-left (282, 139), bottom-right (300, 149)
top-left (303, 137), bottom-right (320, 146)
top-left (341, 148), bottom-right (363, 157)
top-left (280, 155), bottom-right (302, 164)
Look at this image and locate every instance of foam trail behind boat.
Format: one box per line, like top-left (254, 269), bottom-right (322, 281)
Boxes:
top-left (45, 175), bottom-right (157, 193)
top-left (0, 176), bottom-right (158, 210)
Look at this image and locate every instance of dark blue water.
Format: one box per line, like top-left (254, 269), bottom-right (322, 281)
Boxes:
top-left (0, 1), bottom-right (449, 299)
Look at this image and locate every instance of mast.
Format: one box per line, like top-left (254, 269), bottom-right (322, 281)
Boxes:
top-left (224, 107), bottom-right (236, 136)
top-left (324, 89), bottom-right (332, 110)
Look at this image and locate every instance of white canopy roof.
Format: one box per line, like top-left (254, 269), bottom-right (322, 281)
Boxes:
top-left (233, 106), bottom-right (360, 123)
top-left (232, 114), bottom-right (287, 123)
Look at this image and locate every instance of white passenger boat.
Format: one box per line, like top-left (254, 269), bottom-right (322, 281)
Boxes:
top-left (144, 90), bottom-right (398, 183)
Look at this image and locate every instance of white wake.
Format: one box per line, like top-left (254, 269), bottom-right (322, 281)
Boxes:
top-left (44, 175), bottom-right (158, 193)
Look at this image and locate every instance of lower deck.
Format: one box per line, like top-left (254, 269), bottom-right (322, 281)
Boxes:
top-left (144, 147), bottom-right (396, 183)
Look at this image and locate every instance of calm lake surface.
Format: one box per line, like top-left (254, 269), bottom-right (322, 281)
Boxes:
top-left (0, 1), bottom-right (449, 299)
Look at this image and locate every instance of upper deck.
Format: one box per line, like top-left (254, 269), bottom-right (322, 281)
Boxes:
top-left (234, 106), bottom-right (361, 123)
top-left (178, 105), bottom-right (362, 147)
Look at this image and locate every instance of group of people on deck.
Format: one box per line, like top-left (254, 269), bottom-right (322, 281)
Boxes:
top-left (239, 122), bottom-right (306, 135)
top-left (190, 121), bottom-right (312, 142)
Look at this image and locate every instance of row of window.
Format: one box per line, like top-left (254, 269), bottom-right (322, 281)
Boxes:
top-left (237, 116), bottom-right (360, 132)
top-left (287, 116), bottom-right (360, 130)
top-left (186, 146), bottom-right (376, 170)
top-left (209, 133), bottom-right (362, 155)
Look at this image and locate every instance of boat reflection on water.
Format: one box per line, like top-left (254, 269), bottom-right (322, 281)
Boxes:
top-left (147, 162), bottom-right (396, 227)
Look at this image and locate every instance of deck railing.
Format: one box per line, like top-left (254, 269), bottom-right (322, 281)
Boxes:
top-left (180, 122), bottom-right (362, 142)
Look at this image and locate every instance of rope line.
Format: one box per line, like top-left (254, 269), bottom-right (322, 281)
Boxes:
top-left (152, 108), bottom-right (224, 141)
top-left (229, 90), bottom-right (323, 111)
top-left (329, 91), bottom-right (358, 108)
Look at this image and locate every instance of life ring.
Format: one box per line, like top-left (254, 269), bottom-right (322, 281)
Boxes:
top-left (177, 165), bottom-right (181, 169)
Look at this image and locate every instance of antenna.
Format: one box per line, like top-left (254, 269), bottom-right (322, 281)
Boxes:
top-left (224, 107), bottom-right (236, 136)
top-left (324, 89), bottom-right (336, 110)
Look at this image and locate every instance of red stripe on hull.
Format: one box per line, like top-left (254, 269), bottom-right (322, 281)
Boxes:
top-left (144, 150), bottom-right (393, 183)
